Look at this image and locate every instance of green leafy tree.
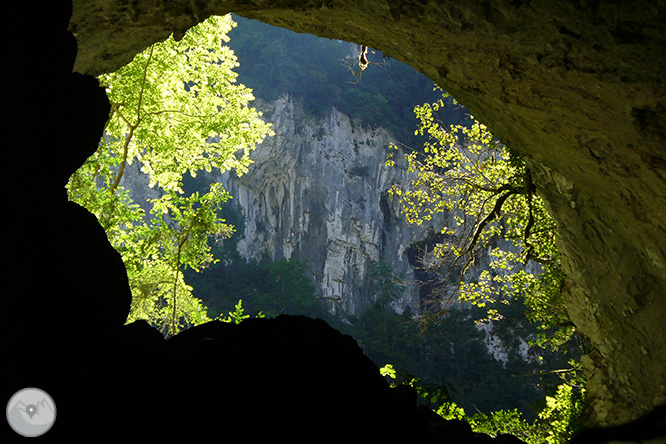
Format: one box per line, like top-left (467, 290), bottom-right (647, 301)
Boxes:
top-left (387, 90), bottom-right (573, 351)
top-left (351, 262), bottom-right (414, 367)
top-left (385, 89), bottom-right (587, 442)
top-left (262, 258), bottom-right (321, 317)
top-left (67, 15), bottom-right (272, 336)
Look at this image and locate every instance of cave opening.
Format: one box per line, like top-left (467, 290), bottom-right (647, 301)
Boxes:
top-left (62, 11), bottom-right (584, 431)
top-left (5, 1), bottom-right (666, 441)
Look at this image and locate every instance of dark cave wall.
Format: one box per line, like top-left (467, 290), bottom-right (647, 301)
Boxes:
top-left (66, 0), bottom-right (666, 428)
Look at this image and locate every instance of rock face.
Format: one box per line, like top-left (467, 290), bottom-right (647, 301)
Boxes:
top-left (209, 95), bottom-right (433, 316)
top-left (67, 0), bottom-right (666, 428)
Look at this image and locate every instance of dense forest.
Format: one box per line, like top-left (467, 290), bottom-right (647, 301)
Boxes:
top-left (226, 15), bottom-right (469, 143)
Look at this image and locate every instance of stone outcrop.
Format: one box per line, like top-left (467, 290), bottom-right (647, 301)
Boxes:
top-left (65, 0), bottom-right (666, 428)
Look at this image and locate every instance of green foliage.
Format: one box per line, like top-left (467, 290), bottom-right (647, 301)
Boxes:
top-left (380, 364), bottom-right (453, 410)
top-left (469, 408), bottom-right (536, 441)
top-left (97, 15), bottom-right (271, 193)
top-left (217, 299), bottom-right (264, 324)
top-left (383, 90), bottom-right (588, 442)
top-left (368, 260), bottom-right (403, 307)
top-left (379, 363), bottom-right (398, 379)
top-left (536, 383), bottom-right (586, 444)
top-left (252, 258), bottom-right (322, 317)
top-left (436, 401), bottom-right (468, 421)
top-left (353, 302), bottom-right (416, 371)
top-left (67, 15), bottom-right (272, 336)
top-left (466, 381), bottom-right (585, 444)
top-left (358, 294), bottom-right (554, 419)
top-left (380, 363), bottom-right (585, 444)
top-left (184, 228), bottom-right (327, 321)
top-left (388, 89), bottom-right (574, 351)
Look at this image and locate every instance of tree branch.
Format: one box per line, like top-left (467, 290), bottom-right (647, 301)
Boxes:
top-left (513, 366), bottom-right (579, 378)
top-left (143, 108), bottom-right (218, 119)
top-left (467, 188), bottom-right (519, 254)
top-left (171, 214), bottom-right (196, 335)
top-left (110, 45), bottom-right (154, 192)
top-left (109, 102), bottom-right (132, 128)
top-left (110, 125), bottom-right (135, 192)
top-left (135, 45), bottom-right (154, 121)
top-left (451, 175), bottom-right (516, 194)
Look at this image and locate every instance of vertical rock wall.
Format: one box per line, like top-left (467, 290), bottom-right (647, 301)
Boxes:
top-left (211, 95), bottom-right (434, 316)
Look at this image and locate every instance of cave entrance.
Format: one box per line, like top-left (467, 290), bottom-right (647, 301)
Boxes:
top-left (66, 11), bottom-right (581, 427)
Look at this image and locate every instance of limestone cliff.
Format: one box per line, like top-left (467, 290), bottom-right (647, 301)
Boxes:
top-left (208, 95), bottom-right (434, 317)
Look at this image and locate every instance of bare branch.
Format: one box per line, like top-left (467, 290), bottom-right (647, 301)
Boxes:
top-left (467, 188), bottom-right (520, 254)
